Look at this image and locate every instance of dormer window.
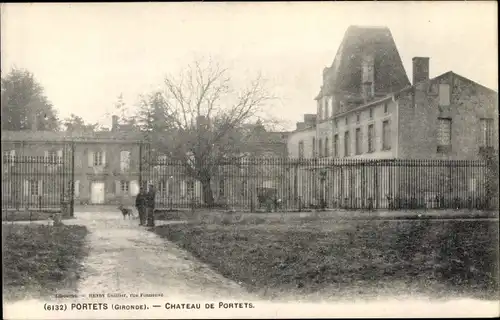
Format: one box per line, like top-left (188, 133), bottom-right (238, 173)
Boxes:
top-left (323, 96), bottom-right (329, 120)
top-left (318, 99), bottom-right (323, 121)
top-left (362, 55), bottom-right (375, 99)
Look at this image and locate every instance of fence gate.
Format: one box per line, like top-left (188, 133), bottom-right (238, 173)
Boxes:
top-left (2, 142), bottom-right (75, 217)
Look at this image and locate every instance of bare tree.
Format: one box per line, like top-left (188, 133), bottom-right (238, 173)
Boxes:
top-left (135, 58), bottom-right (276, 206)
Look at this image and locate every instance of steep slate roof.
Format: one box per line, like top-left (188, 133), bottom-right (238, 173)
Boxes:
top-left (316, 26), bottom-right (411, 104)
top-left (1, 130), bottom-right (144, 143)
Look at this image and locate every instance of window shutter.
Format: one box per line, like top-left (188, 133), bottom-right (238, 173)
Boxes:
top-left (115, 180), bottom-right (121, 196)
top-left (130, 180), bottom-right (139, 196)
top-left (75, 180), bottom-right (80, 197)
top-left (88, 151), bottom-right (94, 167)
top-left (44, 151), bottom-right (49, 165)
top-left (24, 180), bottom-right (30, 196)
top-left (38, 180), bottom-right (43, 196)
top-left (102, 151), bottom-right (106, 166)
top-left (180, 180), bottom-right (186, 197)
top-left (195, 180), bottom-right (202, 198)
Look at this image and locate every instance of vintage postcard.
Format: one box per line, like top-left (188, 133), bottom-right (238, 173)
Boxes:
top-left (1, 2), bottom-right (499, 319)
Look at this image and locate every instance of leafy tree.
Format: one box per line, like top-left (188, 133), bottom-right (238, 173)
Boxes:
top-left (1, 68), bottom-right (59, 131)
top-left (62, 114), bottom-right (99, 132)
top-left (133, 58), bottom-right (276, 205)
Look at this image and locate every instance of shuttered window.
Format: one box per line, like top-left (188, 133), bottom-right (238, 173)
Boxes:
top-left (312, 137), bottom-right (316, 157)
top-left (120, 151), bottom-right (130, 172)
top-left (382, 120), bottom-right (391, 150)
top-left (344, 131), bottom-right (350, 157)
top-left (437, 118), bottom-right (452, 153)
top-left (355, 128), bottom-right (362, 155)
top-left (368, 124), bottom-right (375, 153)
top-left (325, 137), bottom-right (329, 157)
top-left (24, 180), bottom-right (42, 196)
top-left (480, 118), bottom-right (493, 147)
top-left (333, 134), bottom-right (339, 157)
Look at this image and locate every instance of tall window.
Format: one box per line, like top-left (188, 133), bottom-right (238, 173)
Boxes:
top-left (382, 120), bottom-right (391, 150)
top-left (356, 113), bottom-right (360, 123)
top-left (324, 137), bottom-right (329, 157)
top-left (437, 118), bottom-right (452, 153)
top-left (333, 134), bottom-right (339, 157)
top-left (318, 139), bottom-right (323, 157)
top-left (298, 140), bottom-right (304, 158)
top-left (187, 180), bottom-right (195, 196)
top-left (368, 124), bottom-right (375, 153)
top-left (94, 151), bottom-right (103, 166)
top-left (384, 103), bottom-right (388, 114)
top-left (369, 108), bottom-right (374, 119)
top-left (439, 84), bottom-right (451, 106)
top-left (120, 151), bottom-right (130, 172)
top-left (120, 180), bottom-right (130, 193)
top-left (344, 131), bottom-right (351, 157)
top-left (30, 180), bottom-right (40, 196)
top-left (47, 150), bottom-right (58, 162)
top-left (480, 118), bottom-right (494, 147)
top-left (312, 137), bottom-right (316, 157)
top-left (355, 128), bottom-right (362, 155)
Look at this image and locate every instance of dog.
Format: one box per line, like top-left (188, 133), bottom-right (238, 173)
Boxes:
top-left (118, 205), bottom-right (134, 220)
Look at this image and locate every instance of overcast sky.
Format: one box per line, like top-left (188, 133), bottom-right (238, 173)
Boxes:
top-left (1, 2), bottom-right (497, 130)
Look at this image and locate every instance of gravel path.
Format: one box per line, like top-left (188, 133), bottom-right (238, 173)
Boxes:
top-left (65, 211), bottom-right (252, 300)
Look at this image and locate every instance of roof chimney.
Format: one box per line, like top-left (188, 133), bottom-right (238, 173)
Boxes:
top-left (296, 122), bottom-right (306, 131)
top-left (412, 57), bottom-right (430, 85)
top-left (303, 114), bottom-right (317, 128)
top-left (111, 115), bottom-right (119, 132)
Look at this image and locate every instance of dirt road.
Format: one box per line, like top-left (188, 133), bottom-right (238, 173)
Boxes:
top-left (65, 210), bottom-right (252, 300)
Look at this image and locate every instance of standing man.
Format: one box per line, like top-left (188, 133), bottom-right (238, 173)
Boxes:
top-left (135, 186), bottom-right (147, 226)
top-left (146, 184), bottom-right (156, 227)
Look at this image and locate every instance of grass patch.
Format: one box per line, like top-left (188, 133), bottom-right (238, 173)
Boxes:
top-left (155, 219), bottom-right (499, 300)
top-left (2, 210), bottom-right (63, 222)
top-left (2, 224), bottom-right (89, 301)
top-left (154, 209), bottom-right (190, 221)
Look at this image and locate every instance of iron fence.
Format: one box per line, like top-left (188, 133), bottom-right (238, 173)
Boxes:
top-left (1, 145), bottom-right (75, 214)
top-left (145, 157), bottom-right (498, 212)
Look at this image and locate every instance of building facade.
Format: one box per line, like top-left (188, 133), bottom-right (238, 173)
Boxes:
top-left (2, 126), bottom-right (144, 207)
top-left (287, 25), bottom-right (498, 208)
